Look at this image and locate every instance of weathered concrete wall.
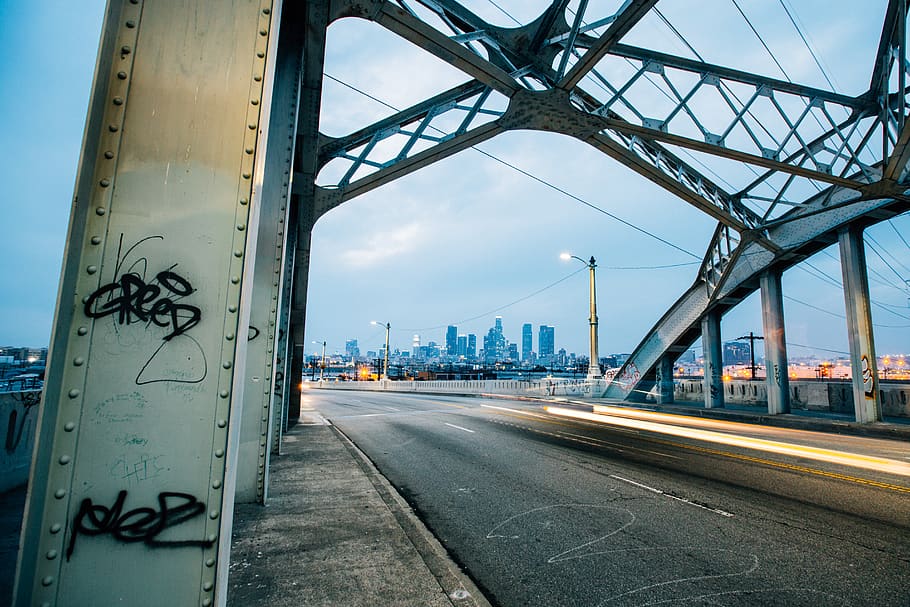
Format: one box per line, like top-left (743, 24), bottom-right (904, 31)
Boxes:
top-left (674, 379), bottom-right (910, 418)
top-left (1, 391), bottom-right (40, 493)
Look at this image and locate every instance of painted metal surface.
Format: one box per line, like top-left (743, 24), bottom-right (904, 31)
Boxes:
top-left (839, 226), bottom-right (884, 423)
top-left (760, 271), bottom-right (791, 415)
top-left (236, 8), bottom-right (301, 505)
top-left (701, 311), bottom-right (725, 409)
top-left (15, 1), bottom-right (279, 605)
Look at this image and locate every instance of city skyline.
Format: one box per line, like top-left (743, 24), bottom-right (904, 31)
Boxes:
top-left (2, 3), bottom-right (909, 369)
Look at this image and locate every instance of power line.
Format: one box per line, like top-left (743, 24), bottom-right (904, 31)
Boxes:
top-left (786, 342), bottom-right (850, 355)
top-left (777, 0), bottom-right (838, 91)
top-left (864, 235), bottom-right (908, 285)
top-left (470, 147), bottom-right (702, 259)
top-left (324, 72), bottom-right (702, 260)
top-left (890, 219), bottom-right (910, 254)
top-left (484, 0), bottom-right (521, 26)
top-left (731, 0), bottom-right (791, 81)
top-left (784, 295), bottom-right (844, 319)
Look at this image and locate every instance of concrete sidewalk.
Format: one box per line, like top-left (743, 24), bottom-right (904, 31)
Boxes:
top-left (0, 410), bottom-right (490, 607)
top-left (227, 408), bottom-right (491, 607)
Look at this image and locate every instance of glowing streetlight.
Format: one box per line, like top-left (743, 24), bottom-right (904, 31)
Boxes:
top-left (311, 340), bottom-right (326, 381)
top-left (561, 253), bottom-right (601, 380)
top-left (371, 321), bottom-right (391, 380)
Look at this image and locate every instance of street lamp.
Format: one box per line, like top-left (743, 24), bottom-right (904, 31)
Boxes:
top-left (311, 340), bottom-right (326, 381)
top-left (561, 253), bottom-right (601, 380)
top-left (371, 321), bottom-right (391, 380)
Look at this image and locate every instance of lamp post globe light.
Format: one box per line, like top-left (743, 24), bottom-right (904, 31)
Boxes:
top-left (561, 253), bottom-right (601, 380)
top-left (312, 340), bottom-right (326, 381)
top-left (371, 321), bottom-right (391, 380)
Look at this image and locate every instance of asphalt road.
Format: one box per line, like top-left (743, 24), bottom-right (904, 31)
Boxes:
top-left (309, 390), bottom-right (910, 607)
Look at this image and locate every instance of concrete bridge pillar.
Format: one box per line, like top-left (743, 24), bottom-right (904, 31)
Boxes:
top-left (14, 1), bottom-right (284, 605)
top-left (655, 353), bottom-right (675, 404)
top-left (839, 226), bottom-right (883, 423)
top-left (701, 310), bottom-right (725, 408)
top-left (760, 270), bottom-right (791, 414)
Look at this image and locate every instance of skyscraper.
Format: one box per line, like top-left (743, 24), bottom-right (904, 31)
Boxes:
top-left (484, 316), bottom-right (507, 362)
top-left (521, 323), bottom-right (532, 362)
top-left (456, 334), bottom-right (467, 358)
top-left (467, 334), bottom-right (477, 360)
top-left (345, 339), bottom-right (360, 360)
top-left (446, 325), bottom-right (457, 357)
top-left (539, 325), bottom-right (555, 363)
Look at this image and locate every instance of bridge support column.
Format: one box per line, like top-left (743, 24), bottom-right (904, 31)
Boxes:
top-left (288, 227), bottom-right (313, 424)
top-left (15, 1), bottom-right (283, 605)
top-left (272, 206), bottom-right (297, 451)
top-left (701, 310), bottom-right (725, 408)
top-left (760, 270), bottom-right (790, 414)
top-left (839, 226), bottom-right (883, 423)
top-left (236, 11), bottom-right (303, 504)
top-left (655, 354), bottom-right (675, 404)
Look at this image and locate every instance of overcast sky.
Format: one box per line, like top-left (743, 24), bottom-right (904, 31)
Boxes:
top-left (1, 1), bottom-right (908, 364)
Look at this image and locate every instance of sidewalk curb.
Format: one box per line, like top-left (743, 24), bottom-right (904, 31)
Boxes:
top-left (332, 425), bottom-right (494, 607)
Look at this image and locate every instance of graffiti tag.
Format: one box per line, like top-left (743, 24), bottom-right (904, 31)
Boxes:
top-left (66, 490), bottom-right (214, 560)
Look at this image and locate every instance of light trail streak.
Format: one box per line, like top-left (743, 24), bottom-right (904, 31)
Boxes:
top-left (545, 406), bottom-right (910, 478)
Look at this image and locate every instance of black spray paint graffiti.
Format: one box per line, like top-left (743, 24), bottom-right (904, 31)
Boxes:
top-left (84, 270), bottom-right (200, 341)
top-left (66, 490), bottom-right (214, 560)
top-left (5, 392), bottom-right (40, 454)
top-left (861, 354), bottom-right (875, 399)
top-left (85, 234), bottom-right (207, 385)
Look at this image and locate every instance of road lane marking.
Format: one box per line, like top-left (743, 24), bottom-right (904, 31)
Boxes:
top-left (445, 422), bottom-right (476, 434)
top-left (481, 404), bottom-right (553, 419)
top-left (609, 474), bottom-right (734, 517)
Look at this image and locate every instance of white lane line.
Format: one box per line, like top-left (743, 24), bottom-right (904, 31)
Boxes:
top-left (480, 404), bottom-right (552, 419)
top-left (610, 474), bottom-right (734, 518)
top-left (445, 422), bottom-right (476, 434)
top-left (384, 406), bottom-right (400, 411)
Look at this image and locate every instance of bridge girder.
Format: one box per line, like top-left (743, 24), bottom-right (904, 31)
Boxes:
top-left (289, 0), bottom-right (910, 401)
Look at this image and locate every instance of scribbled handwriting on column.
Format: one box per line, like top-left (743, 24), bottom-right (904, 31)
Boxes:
top-left (66, 490), bottom-right (214, 560)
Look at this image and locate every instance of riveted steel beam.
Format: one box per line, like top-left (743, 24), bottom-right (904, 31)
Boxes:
top-left (337, 0), bottom-right (521, 96)
top-left (15, 1), bottom-right (283, 605)
top-left (604, 191), bottom-right (910, 401)
top-left (289, 0), bottom-right (330, 424)
top-left (236, 4), bottom-right (303, 505)
top-left (558, 0), bottom-right (659, 91)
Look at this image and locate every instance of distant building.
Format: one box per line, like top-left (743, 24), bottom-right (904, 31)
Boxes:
top-left (483, 316), bottom-right (507, 362)
top-left (467, 334), bottom-right (477, 360)
top-left (345, 339), bottom-right (360, 360)
top-left (508, 343), bottom-right (519, 362)
top-left (456, 335), bottom-right (467, 358)
top-left (521, 323), bottom-right (532, 362)
top-left (539, 325), bottom-right (554, 362)
top-left (445, 325), bottom-right (457, 357)
top-left (723, 341), bottom-right (751, 365)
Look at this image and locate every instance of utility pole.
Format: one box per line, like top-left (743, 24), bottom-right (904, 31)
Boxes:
top-left (736, 332), bottom-right (764, 380)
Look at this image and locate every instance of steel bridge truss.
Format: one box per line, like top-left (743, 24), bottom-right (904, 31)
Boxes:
top-left (15, 2), bottom-right (910, 605)
top-left (306, 0), bottom-right (910, 399)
